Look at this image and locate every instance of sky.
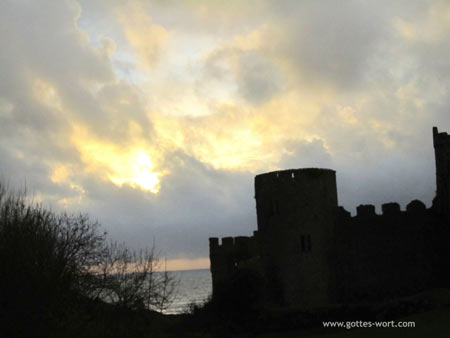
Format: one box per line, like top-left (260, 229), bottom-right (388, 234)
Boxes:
top-left (1, 0), bottom-right (450, 270)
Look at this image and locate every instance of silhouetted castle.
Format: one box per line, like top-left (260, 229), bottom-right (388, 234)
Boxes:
top-left (209, 127), bottom-right (450, 308)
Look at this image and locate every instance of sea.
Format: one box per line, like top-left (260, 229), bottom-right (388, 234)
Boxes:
top-left (164, 269), bottom-right (212, 314)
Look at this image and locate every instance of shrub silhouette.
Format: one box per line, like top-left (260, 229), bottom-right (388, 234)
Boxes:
top-left (0, 183), bottom-right (176, 337)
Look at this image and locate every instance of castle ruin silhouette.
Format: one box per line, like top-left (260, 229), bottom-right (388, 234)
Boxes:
top-left (209, 127), bottom-right (450, 307)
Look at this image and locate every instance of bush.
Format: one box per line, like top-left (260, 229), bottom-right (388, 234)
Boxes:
top-left (0, 182), bottom-right (176, 337)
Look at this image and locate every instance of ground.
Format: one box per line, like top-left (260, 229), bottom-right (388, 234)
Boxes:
top-left (260, 307), bottom-right (450, 338)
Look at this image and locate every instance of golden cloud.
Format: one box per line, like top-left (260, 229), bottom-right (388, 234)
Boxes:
top-left (71, 123), bottom-right (167, 193)
top-left (153, 90), bottom-right (323, 172)
top-left (116, 2), bottom-right (168, 71)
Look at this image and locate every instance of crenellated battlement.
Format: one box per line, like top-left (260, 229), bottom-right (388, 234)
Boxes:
top-left (356, 204), bottom-right (376, 218)
top-left (406, 199), bottom-right (427, 213)
top-left (209, 234), bottom-right (258, 256)
top-left (340, 200), bottom-right (428, 221)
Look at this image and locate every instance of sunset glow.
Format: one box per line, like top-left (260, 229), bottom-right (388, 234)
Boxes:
top-left (71, 125), bottom-right (165, 193)
top-left (109, 151), bottom-right (162, 193)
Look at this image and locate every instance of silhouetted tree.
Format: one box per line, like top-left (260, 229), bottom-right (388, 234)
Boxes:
top-left (92, 241), bottom-right (177, 312)
top-left (0, 182), bottom-right (176, 337)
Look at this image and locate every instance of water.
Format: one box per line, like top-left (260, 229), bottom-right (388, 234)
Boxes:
top-left (164, 269), bottom-right (212, 314)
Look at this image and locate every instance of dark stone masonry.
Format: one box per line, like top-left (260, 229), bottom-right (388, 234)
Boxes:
top-left (209, 127), bottom-right (450, 308)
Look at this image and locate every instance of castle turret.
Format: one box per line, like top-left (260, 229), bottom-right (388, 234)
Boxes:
top-left (433, 127), bottom-right (450, 222)
top-left (254, 168), bottom-right (338, 307)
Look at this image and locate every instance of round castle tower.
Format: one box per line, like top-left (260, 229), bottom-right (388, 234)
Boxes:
top-left (255, 168), bottom-right (338, 232)
top-left (254, 168), bottom-right (338, 307)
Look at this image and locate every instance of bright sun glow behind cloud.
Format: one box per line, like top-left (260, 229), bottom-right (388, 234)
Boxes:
top-left (109, 150), bottom-right (161, 193)
top-left (71, 125), bottom-right (165, 193)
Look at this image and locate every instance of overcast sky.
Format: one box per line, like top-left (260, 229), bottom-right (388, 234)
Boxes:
top-left (1, 0), bottom-right (450, 270)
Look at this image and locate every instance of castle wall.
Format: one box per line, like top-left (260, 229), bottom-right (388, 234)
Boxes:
top-left (209, 234), bottom-right (260, 295)
top-left (254, 168), bottom-right (338, 307)
top-left (332, 201), bottom-right (447, 303)
top-left (208, 127), bottom-right (450, 310)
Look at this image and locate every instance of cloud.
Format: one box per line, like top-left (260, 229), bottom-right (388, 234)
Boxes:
top-left (201, 27), bottom-right (283, 105)
top-left (279, 139), bottom-right (333, 170)
top-left (1, 0), bottom-right (450, 267)
top-left (67, 150), bottom-right (256, 258)
top-left (115, 2), bottom-right (168, 71)
top-left (252, 1), bottom-right (388, 91)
